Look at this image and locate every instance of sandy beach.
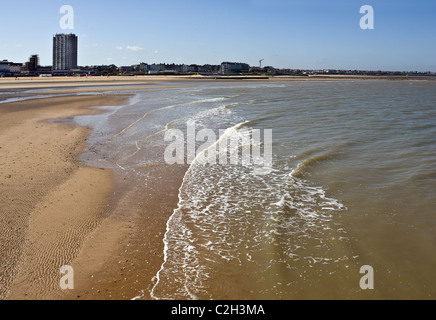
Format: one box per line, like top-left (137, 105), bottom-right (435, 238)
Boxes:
top-left (1, 74), bottom-right (433, 92)
top-left (0, 94), bottom-right (133, 299)
top-left (0, 80), bottom-right (189, 300)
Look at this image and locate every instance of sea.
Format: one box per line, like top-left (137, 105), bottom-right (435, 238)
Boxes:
top-left (74, 80), bottom-right (436, 299)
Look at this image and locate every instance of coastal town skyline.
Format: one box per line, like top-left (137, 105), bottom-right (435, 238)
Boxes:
top-left (2, 42), bottom-right (435, 77)
top-left (1, 0), bottom-right (435, 72)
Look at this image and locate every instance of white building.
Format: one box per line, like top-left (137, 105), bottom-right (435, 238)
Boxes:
top-left (10, 63), bottom-right (22, 75)
top-left (220, 62), bottom-right (250, 74)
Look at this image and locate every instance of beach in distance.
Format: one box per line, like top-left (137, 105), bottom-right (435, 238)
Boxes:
top-left (1, 73), bottom-right (436, 87)
top-left (0, 76), bottom-right (436, 300)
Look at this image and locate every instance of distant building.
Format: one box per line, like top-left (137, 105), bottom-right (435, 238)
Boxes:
top-left (53, 33), bottom-right (78, 70)
top-left (88, 64), bottom-right (118, 76)
top-left (26, 55), bottom-right (39, 72)
top-left (139, 63), bottom-right (149, 73)
top-left (0, 60), bottom-right (23, 76)
top-left (220, 62), bottom-right (250, 74)
top-left (199, 64), bottom-right (220, 74)
top-left (37, 65), bottom-right (53, 75)
top-left (0, 60), bottom-right (11, 74)
top-left (10, 63), bottom-right (23, 75)
top-left (119, 66), bottom-right (133, 74)
top-left (148, 63), bottom-right (165, 74)
top-left (17, 55), bottom-right (42, 76)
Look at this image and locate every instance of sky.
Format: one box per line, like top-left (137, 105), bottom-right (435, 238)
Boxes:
top-left (1, 0), bottom-right (435, 71)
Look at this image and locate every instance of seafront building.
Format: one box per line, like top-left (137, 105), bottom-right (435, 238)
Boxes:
top-left (10, 62), bottom-right (22, 75)
top-left (25, 55), bottom-right (38, 72)
top-left (0, 60), bottom-right (11, 74)
top-left (3, 37), bottom-right (436, 78)
top-left (53, 33), bottom-right (78, 71)
top-left (0, 60), bottom-right (23, 76)
top-left (220, 62), bottom-right (250, 74)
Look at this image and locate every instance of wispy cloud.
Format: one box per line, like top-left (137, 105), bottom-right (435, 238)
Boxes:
top-left (115, 45), bottom-right (145, 52)
top-left (126, 45), bottom-right (144, 52)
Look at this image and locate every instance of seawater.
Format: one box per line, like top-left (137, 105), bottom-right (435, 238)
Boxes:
top-left (76, 80), bottom-right (436, 299)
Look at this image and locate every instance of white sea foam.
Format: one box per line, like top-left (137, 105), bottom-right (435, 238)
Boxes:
top-left (112, 96), bottom-right (229, 139)
top-left (150, 132), bottom-right (348, 299)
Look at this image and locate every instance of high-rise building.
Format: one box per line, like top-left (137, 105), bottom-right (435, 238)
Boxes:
top-left (53, 33), bottom-right (78, 70)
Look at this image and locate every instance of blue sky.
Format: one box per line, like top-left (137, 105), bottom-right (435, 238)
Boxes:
top-left (1, 0), bottom-right (435, 71)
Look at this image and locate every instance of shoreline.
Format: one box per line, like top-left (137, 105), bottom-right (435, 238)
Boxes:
top-left (0, 94), bottom-right (131, 299)
top-left (61, 163), bottom-right (188, 300)
top-left (0, 74), bottom-right (435, 90)
top-left (0, 86), bottom-right (187, 300)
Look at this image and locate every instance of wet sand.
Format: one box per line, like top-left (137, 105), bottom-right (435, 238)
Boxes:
top-left (61, 164), bottom-right (187, 300)
top-left (0, 82), bottom-right (188, 300)
top-left (1, 74), bottom-right (433, 93)
top-left (0, 95), bottom-right (131, 299)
